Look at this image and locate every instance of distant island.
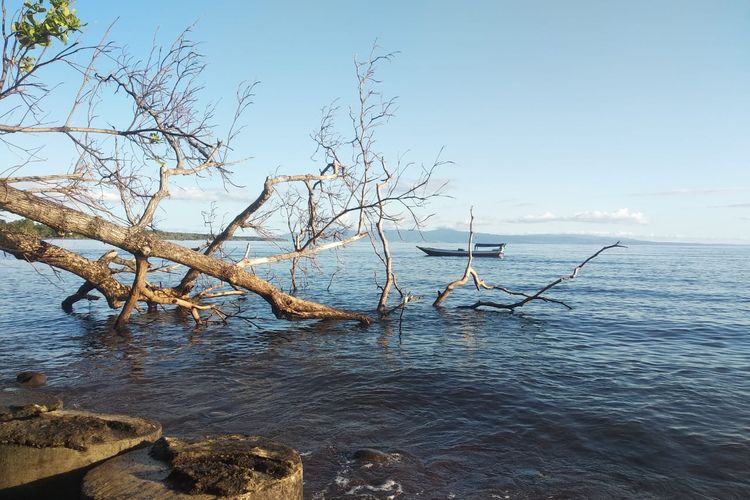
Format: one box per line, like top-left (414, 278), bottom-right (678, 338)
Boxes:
top-left (2, 218), bottom-right (713, 246)
top-left (384, 228), bottom-right (678, 246)
top-left (0, 218), bottom-right (273, 242)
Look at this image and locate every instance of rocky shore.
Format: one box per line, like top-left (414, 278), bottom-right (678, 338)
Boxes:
top-left (1, 375), bottom-right (303, 499)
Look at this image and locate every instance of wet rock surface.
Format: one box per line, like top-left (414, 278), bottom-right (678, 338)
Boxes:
top-left (152, 435), bottom-right (301, 497)
top-left (0, 412), bottom-right (150, 451)
top-left (352, 447), bottom-right (392, 464)
top-left (0, 404), bottom-right (162, 492)
top-left (0, 390), bottom-right (62, 421)
top-left (82, 434), bottom-right (303, 499)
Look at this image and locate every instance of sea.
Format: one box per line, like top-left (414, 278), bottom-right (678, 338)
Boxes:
top-left (1, 240), bottom-right (749, 499)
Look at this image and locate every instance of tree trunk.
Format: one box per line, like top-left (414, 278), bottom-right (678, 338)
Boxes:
top-left (0, 228), bottom-right (129, 309)
top-left (0, 183), bottom-right (371, 324)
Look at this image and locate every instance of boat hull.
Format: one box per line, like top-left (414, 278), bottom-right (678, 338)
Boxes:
top-left (416, 246), bottom-right (504, 258)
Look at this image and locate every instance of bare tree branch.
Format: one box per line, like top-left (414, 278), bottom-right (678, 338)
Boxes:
top-left (433, 209), bottom-right (625, 311)
top-left (433, 208), bottom-right (480, 307)
top-left (1, 16), bottom-right (446, 328)
top-left (458, 241), bottom-right (626, 311)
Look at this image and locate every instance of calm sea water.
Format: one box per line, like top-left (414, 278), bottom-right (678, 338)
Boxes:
top-left (1, 240), bottom-right (749, 499)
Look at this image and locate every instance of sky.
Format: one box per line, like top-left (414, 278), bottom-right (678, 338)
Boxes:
top-left (13, 1), bottom-right (750, 243)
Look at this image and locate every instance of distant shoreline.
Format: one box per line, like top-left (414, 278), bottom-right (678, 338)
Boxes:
top-left (0, 218), bottom-right (281, 242)
top-left (142, 230), bottom-right (282, 242)
top-left (3, 217), bottom-right (746, 246)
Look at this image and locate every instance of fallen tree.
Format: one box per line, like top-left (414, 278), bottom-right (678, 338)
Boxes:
top-left (0, 1), bottom-right (442, 327)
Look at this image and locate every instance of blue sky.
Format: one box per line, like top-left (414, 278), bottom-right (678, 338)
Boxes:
top-left (41, 2), bottom-right (750, 242)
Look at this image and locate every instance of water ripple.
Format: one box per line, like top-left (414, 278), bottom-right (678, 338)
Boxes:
top-left (2, 242), bottom-right (749, 498)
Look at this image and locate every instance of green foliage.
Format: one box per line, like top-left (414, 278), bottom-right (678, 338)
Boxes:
top-left (19, 56), bottom-right (35, 72)
top-left (0, 217), bottom-right (57, 237)
top-left (11, 0), bottom-right (82, 52)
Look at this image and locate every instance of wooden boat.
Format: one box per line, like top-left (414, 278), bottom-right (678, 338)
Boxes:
top-left (416, 242), bottom-right (506, 258)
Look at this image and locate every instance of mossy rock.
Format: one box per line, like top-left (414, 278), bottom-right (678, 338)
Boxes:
top-left (82, 435), bottom-right (303, 499)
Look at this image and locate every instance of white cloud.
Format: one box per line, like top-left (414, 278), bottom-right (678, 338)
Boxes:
top-left (514, 211), bottom-right (558, 223)
top-left (508, 208), bottom-right (647, 225)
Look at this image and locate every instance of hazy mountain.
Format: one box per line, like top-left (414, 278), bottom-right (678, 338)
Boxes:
top-left (383, 228), bottom-right (660, 245)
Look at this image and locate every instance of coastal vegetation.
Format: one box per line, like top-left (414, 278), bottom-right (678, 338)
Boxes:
top-left (0, 217), bottom-right (57, 238)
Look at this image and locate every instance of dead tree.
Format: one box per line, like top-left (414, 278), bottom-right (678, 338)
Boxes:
top-left (0, 2), bottom-right (442, 327)
top-left (302, 48), bottom-right (447, 314)
top-left (434, 209), bottom-right (625, 310)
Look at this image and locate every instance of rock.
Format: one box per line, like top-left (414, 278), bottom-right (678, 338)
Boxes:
top-left (0, 390), bottom-right (62, 422)
top-left (0, 406), bottom-right (161, 496)
top-left (16, 371), bottom-right (47, 388)
top-left (82, 434), bottom-right (303, 499)
top-left (352, 447), bottom-right (391, 464)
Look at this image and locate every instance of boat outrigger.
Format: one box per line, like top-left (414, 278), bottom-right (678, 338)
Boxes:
top-left (416, 242), bottom-right (507, 258)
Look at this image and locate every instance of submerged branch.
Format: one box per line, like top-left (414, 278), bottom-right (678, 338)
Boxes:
top-left (433, 209), bottom-right (625, 311)
top-left (458, 241), bottom-right (626, 311)
top-left (433, 208), bottom-right (478, 307)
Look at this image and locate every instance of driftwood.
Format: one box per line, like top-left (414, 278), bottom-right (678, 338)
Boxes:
top-left (433, 210), bottom-right (625, 311)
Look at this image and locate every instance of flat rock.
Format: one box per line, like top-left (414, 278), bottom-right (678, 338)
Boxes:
top-left (0, 390), bottom-right (63, 422)
top-left (0, 411), bottom-right (156, 451)
top-left (0, 409), bottom-right (161, 491)
top-left (82, 435), bottom-right (303, 499)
